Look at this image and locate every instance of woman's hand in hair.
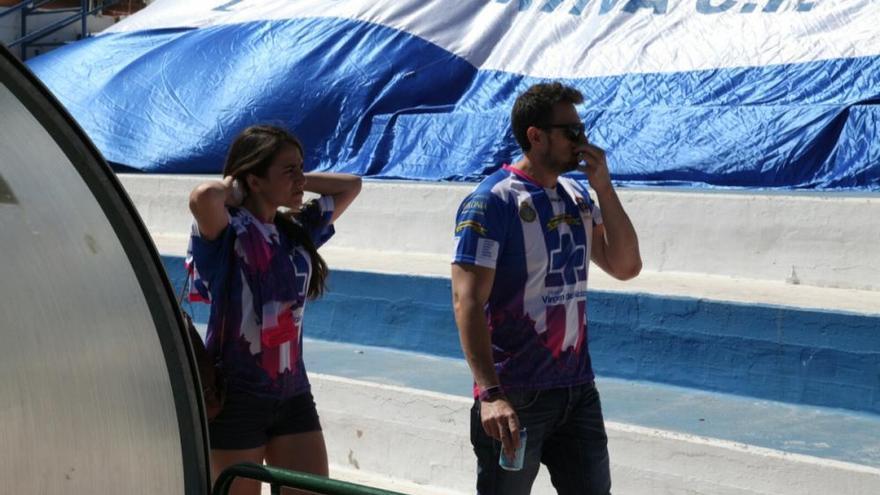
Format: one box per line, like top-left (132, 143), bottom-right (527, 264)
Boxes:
top-left (189, 176), bottom-right (240, 241)
top-left (227, 176), bottom-right (246, 207)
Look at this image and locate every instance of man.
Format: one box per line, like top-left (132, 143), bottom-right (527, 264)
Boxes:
top-left (451, 82), bottom-right (641, 495)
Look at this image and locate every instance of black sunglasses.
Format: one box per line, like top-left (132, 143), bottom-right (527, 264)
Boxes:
top-left (543, 123), bottom-right (586, 142)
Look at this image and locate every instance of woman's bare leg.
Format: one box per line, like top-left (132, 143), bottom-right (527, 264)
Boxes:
top-left (211, 446), bottom-right (266, 495)
top-left (266, 431), bottom-right (329, 495)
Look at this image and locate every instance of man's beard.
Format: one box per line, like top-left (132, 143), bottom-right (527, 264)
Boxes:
top-left (543, 149), bottom-right (579, 175)
top-left (561, 160), bottom-right (579, 173)
top-left (554, 154), bottom-right (580, 173)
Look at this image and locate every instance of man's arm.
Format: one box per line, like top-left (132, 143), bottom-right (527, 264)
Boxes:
top-left (451, 262), bottom-right (522, 457)
top-left (579, 143), bottom-right (642, 280)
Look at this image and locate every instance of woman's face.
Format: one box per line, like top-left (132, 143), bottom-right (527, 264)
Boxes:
top-left (254, 144), bottom-right (306, 210)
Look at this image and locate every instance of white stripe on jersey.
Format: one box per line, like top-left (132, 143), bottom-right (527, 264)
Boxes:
top-left (279, 341), bottom-right (291, 373)
top-left (548, 186), bottom-right (580, 349)
top-left (563, 281), bottom-right (584, 350)
top-left (558, 179), bottom-right (595, 351)
top-left (506, 180), bottom-right (549, 335)
top-left (240, 274), bottom-right (261, 349)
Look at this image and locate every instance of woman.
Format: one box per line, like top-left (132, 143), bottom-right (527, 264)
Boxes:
top-left (187, 124), bottom-right (361, 494)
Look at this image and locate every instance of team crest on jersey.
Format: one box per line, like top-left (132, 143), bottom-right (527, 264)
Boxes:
top-left (519, 201), bottom-right (536, 222)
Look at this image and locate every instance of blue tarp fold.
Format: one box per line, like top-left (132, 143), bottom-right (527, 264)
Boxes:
top-left (28, 1), bottom-right (880, 190)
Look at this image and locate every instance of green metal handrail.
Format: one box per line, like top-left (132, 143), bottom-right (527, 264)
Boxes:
top-left (212, 463), bottom-right (409, 495)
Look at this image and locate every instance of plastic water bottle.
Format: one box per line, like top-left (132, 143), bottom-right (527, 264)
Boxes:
top-left (498, 428), bottom-right (528, 471)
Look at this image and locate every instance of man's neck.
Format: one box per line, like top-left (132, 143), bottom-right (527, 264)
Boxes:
top-left (511, 157), bottom-right (558, 188)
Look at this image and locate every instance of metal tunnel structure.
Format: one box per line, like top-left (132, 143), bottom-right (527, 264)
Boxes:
top-left (0, 44), bottom-right (210, 493)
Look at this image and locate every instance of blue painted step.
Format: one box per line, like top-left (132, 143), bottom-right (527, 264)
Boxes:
top-left (162, 256), bottom-right (880, 415)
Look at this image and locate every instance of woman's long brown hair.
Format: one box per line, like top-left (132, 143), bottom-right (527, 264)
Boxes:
top-left (222, 125), bottom-right (328, 299)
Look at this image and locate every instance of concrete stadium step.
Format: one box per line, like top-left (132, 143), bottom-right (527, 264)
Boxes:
top-left (205, 330), bottom-right (880, 494)
top-left (307, 368), bottom-right (880, 495)
top-left (302, 338), bottom-right (880, 469)
top-left (154, 234), bottom-right (878, 317)
top-left (259, 466), bottom-right (460, 495)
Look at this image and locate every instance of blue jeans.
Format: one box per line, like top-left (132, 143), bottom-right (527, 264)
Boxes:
top-left (470, 382), bottom-right (611, 495)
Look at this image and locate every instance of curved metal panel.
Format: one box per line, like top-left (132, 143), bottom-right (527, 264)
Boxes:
top-left (0, 46), bottom-right (209, 493)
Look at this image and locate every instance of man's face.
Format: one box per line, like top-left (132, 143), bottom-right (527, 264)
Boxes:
top-left (541, 102), bottom-right (587, 174)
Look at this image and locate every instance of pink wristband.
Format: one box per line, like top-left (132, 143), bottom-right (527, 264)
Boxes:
top-left (478, 384), bottom-right (505, 401)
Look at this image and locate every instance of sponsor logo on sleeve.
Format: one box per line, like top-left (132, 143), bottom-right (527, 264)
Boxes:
top-left (461, 198), bottom-right (488, 214)
top-left (455, 220), bottom-right (488, 236)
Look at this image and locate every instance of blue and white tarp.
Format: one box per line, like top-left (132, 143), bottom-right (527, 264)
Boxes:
top-left (28, 0), bottom-right (880, 189)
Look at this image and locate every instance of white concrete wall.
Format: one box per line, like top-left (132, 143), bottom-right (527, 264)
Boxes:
top-left (120, 174), bottom-right (880, 292)
top-left (313, 374), bottom-right (880, 495)
top-left (330, 183), bottom-right (880, 291)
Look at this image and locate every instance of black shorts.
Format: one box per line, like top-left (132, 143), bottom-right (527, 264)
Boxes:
top-left (208, 388), bottom-right (322, 450)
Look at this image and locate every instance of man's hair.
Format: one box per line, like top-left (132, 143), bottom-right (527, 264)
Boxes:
top-left (511, 82), bottom-right (584, 152)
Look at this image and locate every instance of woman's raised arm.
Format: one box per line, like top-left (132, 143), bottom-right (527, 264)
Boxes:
top-left (188, 176), bottom-right (242, 240)
top-left (302, 173), bottom-right (362, 222)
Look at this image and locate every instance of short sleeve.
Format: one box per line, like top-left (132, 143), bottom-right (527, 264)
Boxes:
top-left (296, 196), bottom-right (335, 248)
top-left (186, 215), bottom-right (235, 303)
top-left (452, 191), bottom-right (508, 269)
top-left (567, 177), bottom-right (603, 227)
top-left (590, 201), bottom-right (603, 226)
top-left (579, 180), bottom-right (602, 227)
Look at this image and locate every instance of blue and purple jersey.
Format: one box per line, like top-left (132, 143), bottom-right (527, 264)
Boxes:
top-left (453, 166), bottom-right (603, 394)
top-left (187, 197), bottom-right (335, 399)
